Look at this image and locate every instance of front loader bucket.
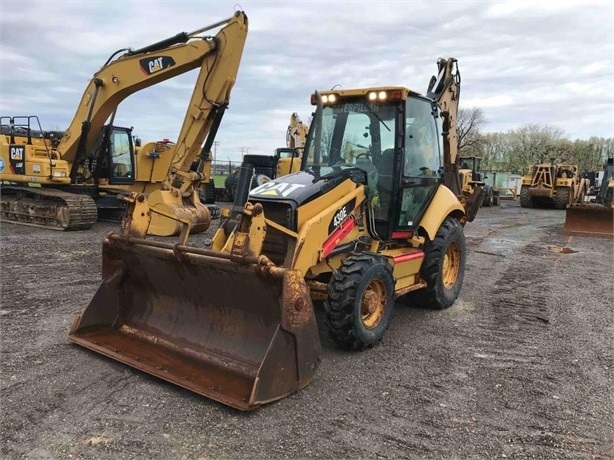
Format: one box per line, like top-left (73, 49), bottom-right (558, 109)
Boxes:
top-left (68, 235), bottom-right (322, 411)
top-left (563, 204), bottom-right (614, 238)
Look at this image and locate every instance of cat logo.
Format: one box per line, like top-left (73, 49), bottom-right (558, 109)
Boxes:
top-left (250, 181), bottom-right (306, 197)
top-left (10, 146), bottom-right (24, 160)
top-left (8, 145), bottom-right (26, 174)
top-left (139, 56), bottom-right (176, 76)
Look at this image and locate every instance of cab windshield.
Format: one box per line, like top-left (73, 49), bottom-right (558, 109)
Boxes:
top-left (303, 99), bottom-right (398, 173)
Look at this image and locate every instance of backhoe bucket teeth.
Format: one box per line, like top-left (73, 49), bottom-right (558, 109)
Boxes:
top-left (68, 235), bottom-right (322, 411)
top-left (563, 204), bottom-right (614, 238)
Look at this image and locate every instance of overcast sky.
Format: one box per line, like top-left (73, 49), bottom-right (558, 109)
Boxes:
top-left (1, 0), bottom-right (613, 162)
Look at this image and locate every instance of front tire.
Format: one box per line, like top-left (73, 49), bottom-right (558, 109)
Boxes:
top-left (412, 217), bottom-right (466, 309)
top-left (324, 253), bottom-right (395, 350)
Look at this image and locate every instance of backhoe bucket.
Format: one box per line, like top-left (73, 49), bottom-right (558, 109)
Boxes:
top-left (68, 235), bottom-right (322, 411)
top-left (563, 204), bottom-right (614, 238)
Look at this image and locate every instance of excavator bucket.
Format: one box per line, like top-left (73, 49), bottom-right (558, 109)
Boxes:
top-left (68, 235), bottom-right (322, 411)
top-left (563, 204), bottom-right (614, 238)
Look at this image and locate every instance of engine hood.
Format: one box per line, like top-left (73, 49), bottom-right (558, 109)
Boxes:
top-left (248, 167), bottom-right (366, 206)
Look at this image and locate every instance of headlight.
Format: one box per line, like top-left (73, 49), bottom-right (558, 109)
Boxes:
top-left (368, 91), bottom-right (388, 101)
top-left (53, 171), bottom-right (67, 177)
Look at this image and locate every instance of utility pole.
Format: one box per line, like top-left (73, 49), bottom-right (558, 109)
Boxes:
top-left (213, 141), bottom-right (219, 174)
top-left (239, 146), bottom-right (251, 159)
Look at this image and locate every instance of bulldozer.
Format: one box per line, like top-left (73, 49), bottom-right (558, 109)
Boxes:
top-left (519, 161), bottom-right (589, 210)
top-left (0, 11), bottom-right (248, 235)
top-left (563, 158), bottom-right (613, 237)
top-left (69, 57), bottom-right (485, 411)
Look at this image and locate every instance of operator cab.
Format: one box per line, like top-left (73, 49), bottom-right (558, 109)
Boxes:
top-left (85, 125), bottom-right (136, 185)
top-left (302, 88), bottom-right (443, 241)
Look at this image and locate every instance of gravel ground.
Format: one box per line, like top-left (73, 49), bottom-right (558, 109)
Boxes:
top-left (1, 199), bottom-right (613, 459)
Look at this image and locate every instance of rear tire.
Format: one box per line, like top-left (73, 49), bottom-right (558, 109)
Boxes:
top-left (224, 173), bottom-right (239, 202)
top-left (411, 217), bottom-right (465, 309)
top-left (324, 253), bottom-right (395, 350)
top-left (198, 180), bottom-right (216, 204)
top-left (243, 155), bottom-right (277, 179)
top-left (554, 186), bottom-right (570, 210)
top-left (519, 185), bottom-right (533, 208)
top-left (483, 187), bottom-right (493, 207)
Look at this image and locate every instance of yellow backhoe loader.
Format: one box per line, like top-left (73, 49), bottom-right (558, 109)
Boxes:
top-left (0, 11), bottom-right (248, 235)
top-left (563, 158), bottom-right (613, 237)
top-left (69, 57), bottom-right (484, 411)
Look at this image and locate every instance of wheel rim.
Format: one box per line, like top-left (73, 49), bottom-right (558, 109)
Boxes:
top-left (442, 242), bottom-right (461, 289)
top-left (360, 279), bottom-right (387, 329)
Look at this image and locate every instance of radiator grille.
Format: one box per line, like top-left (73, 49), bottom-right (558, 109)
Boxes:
top-left (260, 202), bottom-right (293, 266)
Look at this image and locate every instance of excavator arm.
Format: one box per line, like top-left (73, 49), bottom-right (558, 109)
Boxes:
top-left (426, 58), bottom-right (461, 194)
top-left (57, 11), bottom-right (248, 187)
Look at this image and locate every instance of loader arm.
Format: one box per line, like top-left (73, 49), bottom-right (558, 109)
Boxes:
top-left (56, 11), bottom-right (248, 185)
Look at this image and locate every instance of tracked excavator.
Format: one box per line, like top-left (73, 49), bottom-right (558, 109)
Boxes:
top-left (69, 57), bottom-right (484, 411)
top-left (563, 158), bottom-right (613, 237)
top-left (0, 11), bottom-right (248, 235)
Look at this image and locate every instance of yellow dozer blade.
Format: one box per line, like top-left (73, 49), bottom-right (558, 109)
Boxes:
top-left (563, 204), bottom-right (614, 238)
top-left (68, 234), bottom-right (322, 411)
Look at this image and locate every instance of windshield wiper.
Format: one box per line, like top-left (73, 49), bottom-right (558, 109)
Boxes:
top-left (365, 104), bottom-right (391, 132)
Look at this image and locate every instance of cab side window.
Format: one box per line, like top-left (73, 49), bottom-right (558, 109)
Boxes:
top-left (404, 98), bottom-right (440, 178)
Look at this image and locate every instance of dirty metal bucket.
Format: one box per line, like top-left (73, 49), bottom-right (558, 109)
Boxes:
top-left (68, 234), bottom-right (322, 411)
top-left (563, 204), bottom-right (614, 238)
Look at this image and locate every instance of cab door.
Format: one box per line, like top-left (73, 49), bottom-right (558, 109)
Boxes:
top-left (108, 127), bottom-right (135, 185)
top-left (395, 96), bottom-right (441, 231)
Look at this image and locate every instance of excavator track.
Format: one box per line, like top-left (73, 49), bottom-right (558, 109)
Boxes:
top-left (0, 186), bottom-right (98, 231)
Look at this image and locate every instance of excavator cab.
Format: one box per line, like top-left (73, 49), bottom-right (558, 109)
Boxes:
top-left (85, 125), bottom-right (136, 185)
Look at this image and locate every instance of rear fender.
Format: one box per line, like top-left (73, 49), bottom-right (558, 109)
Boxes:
top-left (419, 186), bottom-right (467, 240)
